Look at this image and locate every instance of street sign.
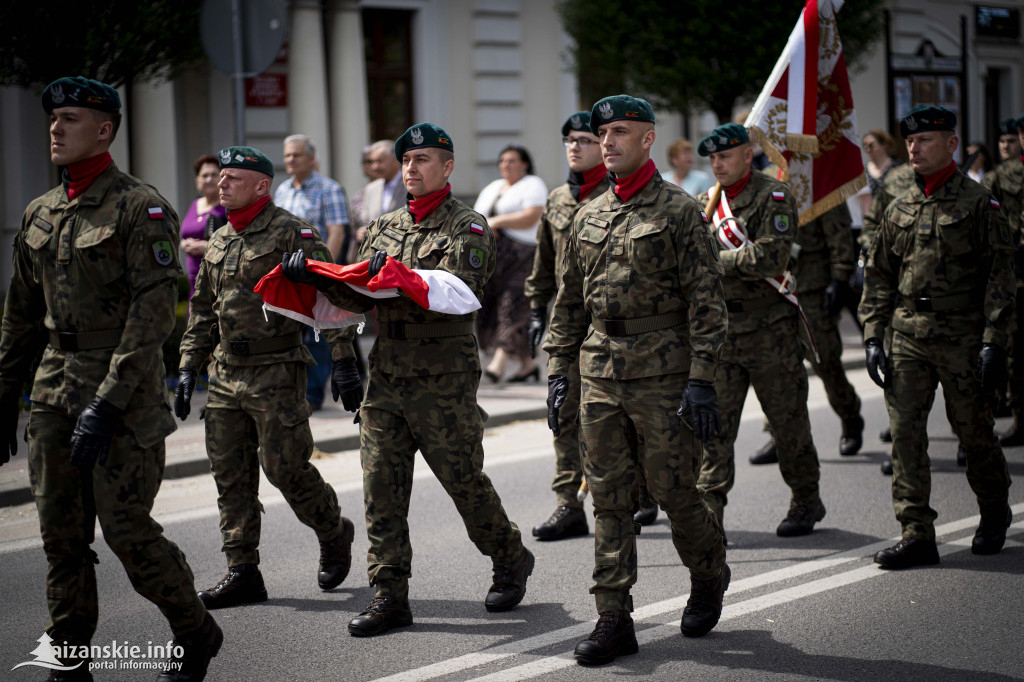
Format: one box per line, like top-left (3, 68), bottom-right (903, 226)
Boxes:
top-left (200, 0), bottom-right (288, 77)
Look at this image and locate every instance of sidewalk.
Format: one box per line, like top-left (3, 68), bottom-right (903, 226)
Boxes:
top-left (0, 311), bottom-right (866, 508)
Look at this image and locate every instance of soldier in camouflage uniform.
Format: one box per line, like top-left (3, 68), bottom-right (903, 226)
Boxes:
top-left (524, 111), bottom-right (612, 541)
top-left (695, 123), bottom-right (826, 539)
top-left (281, 123), bottom-right (533, 637)
top-left (545, 95), bottom-right (729, 666)
top-left (750, 203), bottom-right (864, 464)
top-left (175, 146), bottom-right (358, 610)
top-left (0, 77), bottom-right (221, 682)
top-left (860, 105), bottom-right (1015, 569)
top-left (981, 115), bottom-right (1024, 446)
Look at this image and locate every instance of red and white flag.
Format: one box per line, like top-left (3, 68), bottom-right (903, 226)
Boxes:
top-left (253, 256), bottom-right (481, 330)
top-left (746, 0), bottom-right (865, 225)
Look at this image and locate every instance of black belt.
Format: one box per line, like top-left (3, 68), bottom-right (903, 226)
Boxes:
top-left (899, 293), bottom-right (982, 313)
top-left (725, 295), bottom-right (783, 314)
top-left (591, 311), bottom-right (687, 337)
top-left (220, 332), bottom-right (302, 356)
top-left (379, 321), bottom-right (475, 340)
top-left (48, 328), bottom-right (122, 352)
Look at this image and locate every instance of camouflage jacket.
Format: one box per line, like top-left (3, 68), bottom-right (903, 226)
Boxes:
top-left (0, 162), bottom-right (180, 443)
top-left (545, 172), bottom-right (726, 382)
top-left (862, 164), bottom-right (915, 251)
top-left (860, 170), bottom-right (1016, 347)
top-left (697, 171), bottom-right (799, 335)
top-left (524, 177), bottom-right (611, 308)
top-left (179, 202), bottom-right (351, 372)
top-left (791, 202), bottom-right (856, 294)
top-left (981, 159), bottom-right (1023, 233)
top-left (317, 195), bottom-right (495, 377)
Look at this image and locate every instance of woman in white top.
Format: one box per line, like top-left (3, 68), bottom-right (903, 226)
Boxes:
top-left (473, 145), bottom-right (548, 383)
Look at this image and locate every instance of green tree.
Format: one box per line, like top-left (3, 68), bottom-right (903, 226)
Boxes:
top-left (558, 0), bottom-right (885, 123)
top-left (0, 1), bottom-right (205, 90)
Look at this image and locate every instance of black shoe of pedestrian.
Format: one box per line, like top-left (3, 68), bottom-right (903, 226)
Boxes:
top-left (880, 458), bottom-right (893, 476)
top-left (198, 564), bottom-right (268, 610)
top-left (874, 537), bottom-right (940, 569)
top-left (749, 438), bottom-right (779, 465)
top-left (956, 443), bottom-right (967, 467)
top-left (156, 613), bottom-right (224, 682)
top-left (776, 500), bottom-right (826, 537)
top-left (319, 517), bottom-right (355, 590)
top-left (532, 506), bottom-right (588, 541)
top-left (681, 564), bottom-right (731, 637)
top-left (633, 488), bottom-right (659, 526)
top-left (485, 548), bottom-right (535, 612)
top-left (972, 507), bottom-right (1012, 555)
top-left (879, 426), bottom-right (892, 442)
top-left (573, 610), bottom-right (638, 666)
top-left (999, 420), bottom-right (1024, 447)
top-left (839, 415), bottom-right (864, 456)
top-left (348, 596), bottom-right (413, 637)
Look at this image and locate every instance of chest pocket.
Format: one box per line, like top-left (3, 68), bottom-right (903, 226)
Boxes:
top-left (549, 206), bottom-right (575, 233)
top-left (373, 227), bottom-right (405, 259)
top-left (629, 218), bottom-right (676, 274)
top-left (937, 207), bottom-right (974, 257)
top-left (74, 222), bottom-right (122, 282)
top-left (889, 205), bottom-right (916, 258)
top-left (415, 235), bottom-right (449, 269)
top-left (25, 215), bottom-right (54, 251)
top-left (244, 240), bottom-right (278, 263)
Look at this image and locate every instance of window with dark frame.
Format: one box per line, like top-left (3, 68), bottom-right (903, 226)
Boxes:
top-left (363, 8), bottom-right (414, 142)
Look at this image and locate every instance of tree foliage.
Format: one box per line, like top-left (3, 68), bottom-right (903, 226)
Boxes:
top-left (0, 1), bottom-right (205, 91)
top-left (557, 0), bottom-right (885, 123)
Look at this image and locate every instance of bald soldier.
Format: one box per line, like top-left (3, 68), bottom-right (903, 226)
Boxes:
top-left (861, 105), bottom-right (1015, 568)
top-left (546, 95), bottom-right (729, 666)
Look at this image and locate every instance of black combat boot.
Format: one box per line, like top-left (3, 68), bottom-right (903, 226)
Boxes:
top-left (999, 419), bottom-right (1024, 447)
top-left (573, 610), bottom-right (638, 666)
top-left (318, 517), bottom-right (355, 589)
top-left (198, 564), bottom-right (268, 609)
top-left (972, 506), bottom-right (1012, 555)
top-left (956, 443), bottom-right (967, 467)
top-left (680, 564), bottom-right (731, 637)
top-left (874, 537), bottom-right (940, 569)
top-left (633, 486), bottom-right (659, 526)
top-left (156, 613), bottom-right (224, 682)
top-left (879, 426), bottom-right (892, 442)
top-left (776, 499), bottom-right (826, 537)
top-left (348, 596), bottom-right (414, 637)
top-left (485, 547), bottom-right (535, 612)
top-left (749, 438), bottom-right (778, 465)
top-left (532, 506), bottom-right (588, 541)
top-left (839, 415), bottom-right (864, 456)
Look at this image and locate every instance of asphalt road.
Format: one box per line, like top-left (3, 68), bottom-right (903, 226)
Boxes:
top-left (1, 366), bottom-right (1022, 681)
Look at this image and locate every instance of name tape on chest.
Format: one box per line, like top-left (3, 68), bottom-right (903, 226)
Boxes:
top-left (147, 206), bottom-right (164, 219)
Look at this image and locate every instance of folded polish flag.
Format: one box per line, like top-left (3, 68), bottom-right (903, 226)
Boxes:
top-left (253, 255), bottom-right (481, 330)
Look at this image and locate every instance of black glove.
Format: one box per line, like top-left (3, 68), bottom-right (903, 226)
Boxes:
top-left (331, 358), bottom-right (364, 412)
top-left (977, 343), bottom-right (1006, 396)
top-left (824, 278), bottom-right (843, 317)
top-left (174, 368), bottom-right (197, 421)
top-left (865, 338), bottom-right (887, 389)
top-left (677, 379), bottom-right (721, 442)
top-left (0, 395), bottom-right (19, 467)
top-left (368, 250), bottom-right (387, 278)
top-left (527, 307), bottom-right (546, 359)
top-left (281, 250), bottom-right (323, 287)
top-left (546, 374), bottom-right (568, 436)
top-left (70, 397), bottom-right (122, 470)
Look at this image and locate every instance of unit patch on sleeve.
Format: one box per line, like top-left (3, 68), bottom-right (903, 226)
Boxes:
top-left (469, 247), bottom-right (484, 269)
top-left (150, 238), bottom-right (175, 266)
top-left (773, 214), bottom-right (790, 233)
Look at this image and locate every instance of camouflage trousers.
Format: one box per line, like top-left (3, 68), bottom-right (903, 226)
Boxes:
top-left (699, 315), bottom-right (821, 526)
top-left (359, 369), bottom-right (523, 601)
top-left (886, 331), bottom-right (1011, 541)
top-left (800, 289), bottom-right (861, 421)
top-left (1006, 289), bottom-right (1024, 419)
top-left (205, 360), bottom-right (342, 566)
top-left (28, 403), bottom-right (206, 646)
top-left (551, 358), bottom-right (584, 507)
top-left (580, 373), bottom-right (725, 613)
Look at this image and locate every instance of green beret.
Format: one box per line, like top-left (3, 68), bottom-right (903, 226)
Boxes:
top-left (218, 146), bottom-right (274, 178)
top-left (561, 111), bottom-right (593, 137)
top-left (697, 123), bottom-right (750, 157)
top-left (589, 95), bottom-right (655, 133)
top-left (899, 105), bottom-right (956, 137)
top-left (42, 76), bottom-right (120, 114)
top-left (394, 123), bottom-right (454, 161)
top-left (998, 118), bottom-right (1018, 136)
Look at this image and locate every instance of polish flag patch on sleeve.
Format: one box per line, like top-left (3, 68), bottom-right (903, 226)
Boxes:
top-left (147, 206), bottom-right (164, 219)
top-left (990, 197), bottom-right (1002, 210)
top-left (470, 223), bottom-right (485, 235)
top-left (300, 227), bottom-right (315, 238)
top-left (771, 191), bottom-right (786, 202)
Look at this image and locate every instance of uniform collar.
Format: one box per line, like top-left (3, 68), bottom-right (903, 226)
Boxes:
top-left (405, 192), bottom-right (456, 230)
top-left (63, 160), bottom-right (119, 208)
top-left (605, 169), bottom-right (664, 209)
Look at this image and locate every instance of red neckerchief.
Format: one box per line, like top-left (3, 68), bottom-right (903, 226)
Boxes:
top-left (569, 164), bottom-right (609, 202)
top-left (408, 183), bottom-right (451, 223)
top-left (65, 152), bottom-right (112, 200)
top-left (920, 161), bottom-right (958, 197)
top-left (724, 170), bottom-right (752, 200)
top-left (613, 159), bottom-right (657, 202)
top-left (227, 196), bottom-right (272, 231)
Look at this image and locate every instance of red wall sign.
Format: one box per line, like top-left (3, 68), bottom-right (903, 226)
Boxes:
top-left (245, 74), bottom-right (288, 107)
